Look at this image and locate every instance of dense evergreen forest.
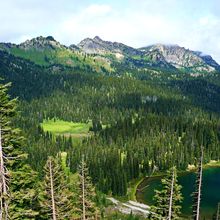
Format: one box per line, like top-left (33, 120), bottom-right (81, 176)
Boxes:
top-left (1, 47), bottom-right (220, 218)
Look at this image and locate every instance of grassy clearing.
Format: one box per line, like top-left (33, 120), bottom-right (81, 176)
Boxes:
top-left (9, 47), bottom-right (112, 72)
top-left (10, 47), bottom-right (52, 65)
top-left (187, 160), bottom-right (220, 171)
top-left (41, 119), bottom-right (92, 138)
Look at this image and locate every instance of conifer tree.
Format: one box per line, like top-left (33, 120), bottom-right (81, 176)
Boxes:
top-left (150, 167), bottom-right (182, 219)
top-left (39, 155), bottom-right (74, 220)
top-left (192, 147), bottom-right (203, 220)
top-left (168, 167), bottom-right (175, 220)
top-left (0, 83), bottom-right (39, 219)
top-left (0, 126), bottom-right (9, 219)
top-left (77, 155), bottom-right (99, 220)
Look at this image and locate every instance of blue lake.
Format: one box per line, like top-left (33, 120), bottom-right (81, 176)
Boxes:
top-left (136, 167), bottom-right (220, 219)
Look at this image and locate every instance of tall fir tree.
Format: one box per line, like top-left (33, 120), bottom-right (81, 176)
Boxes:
top-left (0, 125), bottom-right (9, 219)
top-left (168, 167), bottom-right (175, 220)
top-left (0, 82), bottom-right (39, 219)
top-left (192, 147), bottom-right (203, 220)
top-left (150, 167), bottom-right (183, 220)
top-left (39, 155), bottom-right (74, 220)
top-left (77, 155), bottom-right (99, 220)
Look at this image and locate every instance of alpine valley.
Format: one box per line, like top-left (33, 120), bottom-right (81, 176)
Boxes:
top-left (1, 35), bottom-right (220, 219)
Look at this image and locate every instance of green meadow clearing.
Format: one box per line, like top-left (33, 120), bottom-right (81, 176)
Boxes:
top-left (41, 119), bottom-right (92, 138)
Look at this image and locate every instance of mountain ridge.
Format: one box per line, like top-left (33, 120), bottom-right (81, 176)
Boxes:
top-left (140, 44), bottom-right (217, 72)
top-left (77, 36), bottom-right (219, 72)
top-left (0, 35), bottom-right (219, 73)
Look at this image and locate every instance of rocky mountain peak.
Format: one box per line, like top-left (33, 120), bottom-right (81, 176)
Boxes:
top-left (77, 37), bottom-right (108, 54)
top-left (78, 36), bottom-right (142, 56)
top-left (93, 36), bottom-right (103, 42)
top-left (18, 36), bottom-right (64, 51)
top-left (45, 36), bottom-right (56, 41)
top-left (140, 44), bottom-right (218, 72)
top-left (1, 35), bottom-right (219, 73)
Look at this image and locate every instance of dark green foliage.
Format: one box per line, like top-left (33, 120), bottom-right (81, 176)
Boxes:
top-left (77, 156), bottom-right (99, 219)
top-left (106, 211), bottom-right (145, 220)
top-left (150, 167), bottom-right (183, 219)
top-left (39, 155), bottom-right (74, 219)
top-left (9, 165), bottom-right (39, 219)
top-left (170, 78), bottom-right (220, 114)
top-left (1, 48), bottom-right (220, 200)
top-left (192, 148), bottom-right (203, 220)
top-left (0, 83), bottom-right (39, 219)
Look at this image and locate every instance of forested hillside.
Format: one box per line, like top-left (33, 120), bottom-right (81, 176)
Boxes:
top-left (0, 36), bottom-right (220, 219)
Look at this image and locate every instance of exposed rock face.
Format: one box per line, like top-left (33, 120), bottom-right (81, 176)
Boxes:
top-left (77, 36), bottom-right (141, 56)
top-left (0, 35), bottom-right (219, 73)
top-left (194, 51), bottom-right (220, 70)
top-left (140, 44), bottom-right (216, 72)
top-left (77, 37), bottom-right (103, 54)
top-left (78, 37), bottom-right (219, 72)
top-left (69, 44), bottom-right (80, 51)
top-left (18, 36), bottom-right (65, 51)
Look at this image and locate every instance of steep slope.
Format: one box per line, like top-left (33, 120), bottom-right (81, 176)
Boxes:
top-left (78, 36), bottom-right (141, 57)
top-left (77, 36), bottom-right (174, 70)
top-left (78, 36), bottom-right (220, 72)
top-left (18, 36), bottom-right (65, 51)
top-left (193, 51), bottom-right (220, 69)
top-left (140, 44), bottom-right (218, 72)
top-left (0, 49), bottom-right (68, 100)
top-left (0, 36), bottom-right (112, 72)
top-left (1, 36), bottom-right (219, 74)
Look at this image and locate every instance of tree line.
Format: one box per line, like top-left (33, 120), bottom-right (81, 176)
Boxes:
top-left (0, 83), bottom-right (100, 219)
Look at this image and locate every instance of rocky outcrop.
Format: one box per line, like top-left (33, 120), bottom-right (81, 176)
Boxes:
top-left (78, 36), bottom-right (141, 56)
top-left (0, 35), bottom-right (219, 73)
top-left (140, 44), bottom-right (217, 72)
top-left (78, 37), bottom-right (219, 72)
top-left (18, 36), bottom-right (66, 51)
top-left (194, 51), bottom-right (220, 70)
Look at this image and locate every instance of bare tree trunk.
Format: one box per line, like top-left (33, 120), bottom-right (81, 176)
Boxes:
top-left (168, 167), bottom-right (175, 220)
top-left (193, 147), bottom-right (203, 220)
top-left (0, 127), bottom-right (9, 220)
top-left (216, 202), bottom-right (220, 220)
top-left (49, 159), bottom-right (57, 220)
top-left (82, 157), bottom-right (86, 220)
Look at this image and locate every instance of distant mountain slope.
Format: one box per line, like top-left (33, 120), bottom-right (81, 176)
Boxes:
top-left (0, 49), bottom-right (103, 100)
top-left (77, 36), bottom-right (219, 72)
top-left (78, 36), bottom-right (141, 57)
top-left (77, 36), bottom-right (219, 73)
top-left (0, 36), bottom-right (112, 73)
top-left (0, 35), bottom-right (219, 74)
top-left (1, 40), bottom-right (220, 114)
top-left (193, 51), bottom-right (220, 69)
top-left (140, 44), bottom-right (218, 72)
top-left (19, 36), bottom-right (65, 51)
